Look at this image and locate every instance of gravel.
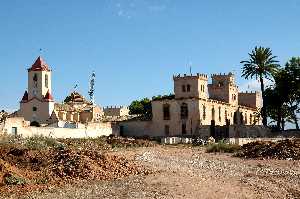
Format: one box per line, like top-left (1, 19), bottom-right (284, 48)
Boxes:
top-left (2, 145), bottom-right (300, 199)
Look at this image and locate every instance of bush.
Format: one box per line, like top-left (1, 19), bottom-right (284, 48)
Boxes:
top-left (4, 173), bottom-right (26, 185)
top-left (25, 136), bottom-right (60, 150)
top-left (206, 141), bottom-right (241, 153)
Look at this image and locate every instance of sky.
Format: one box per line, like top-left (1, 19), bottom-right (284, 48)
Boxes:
top-left (1, 0), bottom-right (300, 114)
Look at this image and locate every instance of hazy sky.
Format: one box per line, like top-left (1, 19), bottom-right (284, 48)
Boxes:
top-left (1, 0), bottom-right (300, 112)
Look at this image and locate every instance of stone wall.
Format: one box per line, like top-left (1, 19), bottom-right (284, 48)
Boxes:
top-left (103, 106), bottom-right (129, 117)
top-left (119, 120), bottom-right (153, 137)
top-left (2, 117), bottom-right (117, 138)
top-left (238, 91), bottom-right (262, 109)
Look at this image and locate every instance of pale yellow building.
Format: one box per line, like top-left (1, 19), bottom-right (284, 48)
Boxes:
top-left (18, 56), bottom-right (103, 126)
top-left (120, 72), bottom-right (262, 138)
top-left (151, 73), bottom-right (261, 136)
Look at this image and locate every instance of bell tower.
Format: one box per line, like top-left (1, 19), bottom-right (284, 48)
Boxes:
top-left (28, 56), bottom-right (52, 100)
top-left (19, 56), bottom-right (54, 124)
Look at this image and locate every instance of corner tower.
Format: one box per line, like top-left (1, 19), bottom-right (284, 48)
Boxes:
top-left (173, 73), bottom-right (208, 99)
top-left (19, 56), bottom-right (55, 125)
top-left (208, 72), bottom-right (238, 106)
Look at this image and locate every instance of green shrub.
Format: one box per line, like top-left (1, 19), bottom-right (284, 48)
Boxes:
top-left (4, 174), bottom-right (26, 185)
top-left (25, 135), bottom-right (59, 150)
top-left (206, 141), bottom-right (241, 153)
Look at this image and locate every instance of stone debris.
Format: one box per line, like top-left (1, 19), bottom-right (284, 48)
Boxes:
top-left (0, 137), bottom-right (154, 196)
top-left (236, 139), bottom-right (300, 160)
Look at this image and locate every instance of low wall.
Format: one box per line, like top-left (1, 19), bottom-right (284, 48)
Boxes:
top-left (2, 117), bottom-right (116, 138)
top-left (119, 120), bottom-right (153, 137)
top-left (227, 137), bottom-right (290, 146)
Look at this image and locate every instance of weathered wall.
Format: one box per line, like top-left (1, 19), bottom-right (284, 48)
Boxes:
top-left (20, 99), bottom-right (54, 124)
top-left (119, 120), bottom-right (153, 137)
top-left (2, 117), bottom-right (116, 138)
top-left (238, 91), bottom-right (262, 109)
top-left (103, 106), bottom-right (129, 117)
top-left (173, 74), bottom-right (208, 99)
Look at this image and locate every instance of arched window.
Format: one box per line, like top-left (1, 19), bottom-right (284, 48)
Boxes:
top-left (180, 103), bottom-right (188, 119)
top-left (218, 107), bottom-right (221, 122)
top-left (203, 105), bottom-right (206, 120)
top-left (211, 107), bottom-right (215, 121)
top-left (234, 111), bottom-right (237, 124)
top-left (225, 109), bottom-right (228, 120)
top-left (33, 74), bottom-right (38, 88)
top-left (240, 112), bottom-right (244, 124)
top-left (182, 85), bottom-right (186, 92)
top-left (245, 113), bottom-right (248, 124)
top-left (250, 114), bottom-right (253, 124)
top-left (45, 74), bottom-right (48, 88)
top-left (187, 84), bottom-right (191, 92)
top-left (163, 104), bottom-right (170, 120)
top-left (33, 74), bottom-right (38, 82)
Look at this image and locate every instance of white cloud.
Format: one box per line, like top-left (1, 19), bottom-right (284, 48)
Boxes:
top-left (239, 79), bottom-right (273, 92)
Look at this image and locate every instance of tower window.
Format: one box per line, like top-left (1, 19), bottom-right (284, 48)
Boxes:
top-left (182, 85), bottom-right (186, 92)
top-left (163, 104), bottom-right (170, 120)
top-left (32, 107), bottom-right (37, 112)
top-left (45, 74), bottom-right (48, 88)
top-left (33, 74), bottom-right (38, 82)
top-left (187, 84), bottom-right (191, 92)
top-left (180, 103), bottom-right (188, 119)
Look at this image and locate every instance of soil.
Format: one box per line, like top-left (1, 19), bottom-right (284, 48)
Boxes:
top-left (3, 145), bottom-right (299, 199)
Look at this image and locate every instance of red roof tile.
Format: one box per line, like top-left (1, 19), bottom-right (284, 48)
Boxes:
top-left (44, 90), bottom-right (54, 101)
top-left (28, 56), bottom-right (50, 72)
top-left (21, 91), bottom-right (28, 102)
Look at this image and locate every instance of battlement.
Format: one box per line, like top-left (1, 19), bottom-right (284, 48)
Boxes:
top-left (104, 106), bottom-right (128, 110)
top-left (211, 72), bottom-right (234, 78)
top-left (238, 91), bottom-right (261, 95)
top-left (173, 73), bottom-right (208, 80)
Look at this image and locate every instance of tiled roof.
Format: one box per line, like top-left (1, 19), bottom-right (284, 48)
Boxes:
top-left (28, 56), bottom-right (50, 72)
top-left (21, 91), bottom-right (28, 102)
top-left (44, 90), bottom-right (54, 101)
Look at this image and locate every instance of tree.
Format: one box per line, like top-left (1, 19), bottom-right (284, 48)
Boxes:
top-left (129, 98), bottom-right (152, 119)
top-left (284, 57), bottom-right (300, 129)
top-left (241, 46), bottom-right (280, 126)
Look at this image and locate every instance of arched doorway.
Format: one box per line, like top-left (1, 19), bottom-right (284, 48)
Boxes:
top-left (30, 121), bottom-right (40, 127)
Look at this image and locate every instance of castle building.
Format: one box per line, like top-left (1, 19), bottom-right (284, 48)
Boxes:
top-left (18, 56), bottom-right (103, 125)
top-left (151, 73), bottom-right (261, 136)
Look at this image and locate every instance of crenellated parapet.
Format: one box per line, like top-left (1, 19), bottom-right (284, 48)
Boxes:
top-left (173, 73), bottom-right (208, 80)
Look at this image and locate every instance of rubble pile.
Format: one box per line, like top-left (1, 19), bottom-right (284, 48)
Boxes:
top-left (236, 139), bottom-right (300, 160)
top-left (0, 137), bottom-right (153, 194)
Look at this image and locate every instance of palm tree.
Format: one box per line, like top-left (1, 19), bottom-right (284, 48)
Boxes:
top-left (240, 46), bottom-right (280, 126)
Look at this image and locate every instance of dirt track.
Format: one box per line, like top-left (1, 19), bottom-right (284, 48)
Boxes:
top-left (4, 145), bottom-right (300, 199)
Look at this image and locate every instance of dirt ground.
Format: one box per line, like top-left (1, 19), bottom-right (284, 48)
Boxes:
top-left (3, 145), bottom-right (300, 199)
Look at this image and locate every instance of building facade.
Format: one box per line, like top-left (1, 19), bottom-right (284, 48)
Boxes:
top-left (151, 73), bottom-right (261, 136)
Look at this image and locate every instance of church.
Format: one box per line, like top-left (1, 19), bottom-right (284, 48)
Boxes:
top-left (18, 56), bottom-right (103, 126)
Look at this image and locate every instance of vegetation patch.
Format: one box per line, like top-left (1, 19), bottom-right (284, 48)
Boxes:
top-left (206, 141), bottom-right (241, 153)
